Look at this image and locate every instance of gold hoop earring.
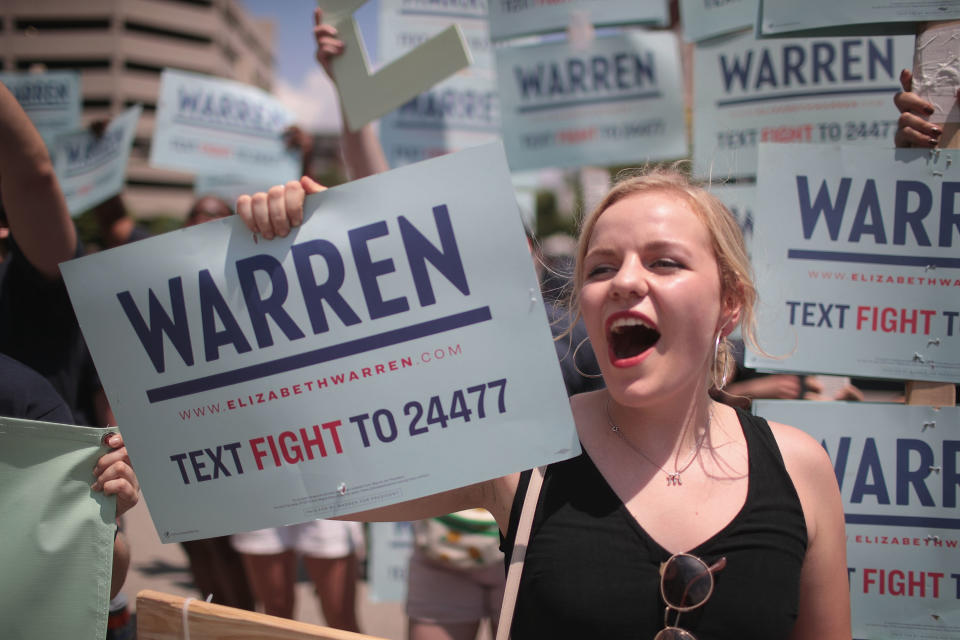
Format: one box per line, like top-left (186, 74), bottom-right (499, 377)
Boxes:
top-left (712, 331), bottom-right (729, 390)
top-left (572, 337), bottom-right (604, 379)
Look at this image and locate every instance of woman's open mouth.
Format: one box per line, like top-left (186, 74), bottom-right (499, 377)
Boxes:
top-left (607, 314), bottom-right (660, 366)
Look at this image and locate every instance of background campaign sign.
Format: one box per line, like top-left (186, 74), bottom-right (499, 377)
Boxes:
top-left (678, 0), bottom-right (757, 43)
top-left (379, 72), bottom-right (501, 168)
top-left (692, 30), bottom-right (913, 179)
top-left (0, 71), bottom-right (81, 146)
top-left (149, 69), bottom-right (300, 185)
top-left (377, 0), bottom-right (500, 168)
top-left (759, 0), bottom-right (960, 37)
top-left (709, 182), bottom-right (757, 255)
top-left (495, 30), bottom-right (687, 171)
top-left (52, 105), bottom-right (143, 216)
top-left (754, 401), bottom-right (960, 639)
top-left (61, 143), bottom-right (580, 542)
top-left (747, 144), bottom-right (960, 382)
top-left (487, 0), bottom-right (668, 41)
top-left (368, 521), bottom-right (414, 603)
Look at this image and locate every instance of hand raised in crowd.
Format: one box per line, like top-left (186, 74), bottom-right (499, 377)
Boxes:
top-left (313, 8), bottom-right (345, 79)
top-left (91, 433), bottom-right (140, 518)
top-left (235, 176), bottom-right (326, 240)
top-left (893, 68), bottom-right (956, 148)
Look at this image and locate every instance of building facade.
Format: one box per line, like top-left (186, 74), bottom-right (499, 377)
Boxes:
top-left (0, 0), bottom-right (275, 217)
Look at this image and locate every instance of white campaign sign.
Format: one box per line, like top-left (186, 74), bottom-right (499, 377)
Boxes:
top-left (52, 105), bottom-right (142, 216)
top-left (377, 0), bottom-right (500, 168)
top-left (678, 0), bottom-right (757, 43)
top-left (759, 0), bottom-right (960, 37)
top-left (487, 0), bottom-right (668, 41)
top-left (754, 401), bottom-right (960, 640)
top-left (748, 144), bottom-right (960, 382)
top-left (495, 30), bottom-right (687, 171)
top-left (0, 71), bottom-right (81, 146)
top-left (149, 69), bottom-right (300, 184)
top-left (61, 143), bottom-right (579, 542)
top-left (693, 30), bottom-right (913, 179)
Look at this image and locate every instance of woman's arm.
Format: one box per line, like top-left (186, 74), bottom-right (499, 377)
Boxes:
top-left (313, 7), bottom-right (390, 180)
top-left (771, 421), bottom-right (852, 640)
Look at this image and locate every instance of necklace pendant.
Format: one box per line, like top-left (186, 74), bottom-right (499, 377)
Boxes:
top-left (666, 472), bottom-right (681, 486)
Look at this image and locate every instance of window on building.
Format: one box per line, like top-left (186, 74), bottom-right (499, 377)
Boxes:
top-left (15, 18), bottom-right (111, 31)
top-left (16, 58), bottom-right (111, 70)
top-left (124, 20), bottom-right (212, 45)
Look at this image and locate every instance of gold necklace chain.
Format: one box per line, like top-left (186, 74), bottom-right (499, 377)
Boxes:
top-left (604, 400), bottom-right (708, 487)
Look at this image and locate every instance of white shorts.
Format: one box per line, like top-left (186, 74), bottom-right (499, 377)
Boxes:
top-left (231, 520), bottom-right (364, 558)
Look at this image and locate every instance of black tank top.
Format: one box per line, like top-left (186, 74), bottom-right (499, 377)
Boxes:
top-left (502, 410), bottom-right (808, 640)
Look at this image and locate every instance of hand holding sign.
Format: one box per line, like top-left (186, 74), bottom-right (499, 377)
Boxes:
top-left (316, 0), bottom-right (471, 131)
top-left (235, 175), bottom-right (326, 240)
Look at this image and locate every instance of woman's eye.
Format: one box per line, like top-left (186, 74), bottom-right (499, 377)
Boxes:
top-left (586, 265), bottom-right (614, 278)
top-left (651, 258), bottom-right (682, 269)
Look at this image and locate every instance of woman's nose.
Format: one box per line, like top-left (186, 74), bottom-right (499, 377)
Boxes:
top-left (609, 260), bottom-right (647, 300)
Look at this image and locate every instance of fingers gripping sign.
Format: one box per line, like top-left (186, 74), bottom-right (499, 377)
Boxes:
top-left (92, 432), bottom-right (140, 518)
top-left (236, 176), bottom-right (326, 240)
top-left (894, 69), bottom-right (942, 148)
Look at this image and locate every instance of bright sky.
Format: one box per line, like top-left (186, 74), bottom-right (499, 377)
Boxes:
top-left (239, 0), bottom-right (380, 133)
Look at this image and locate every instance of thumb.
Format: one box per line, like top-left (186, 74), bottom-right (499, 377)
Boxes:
top-left (900, 68), bottom-right (913, 93)
top-left (301, 175), bottom-right (327, 194)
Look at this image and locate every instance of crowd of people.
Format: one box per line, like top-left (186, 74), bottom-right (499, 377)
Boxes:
top-left (3, 4), bottom-right (957, 640)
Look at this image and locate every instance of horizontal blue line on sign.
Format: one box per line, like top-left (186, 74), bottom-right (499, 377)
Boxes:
top-left (716, 85), bottom-right (899, 107)
top-left (170, 115), bottom-right (284, 142)
top-left (516, 90), bottom-right (662, 114)
top-left (399, 9), bottom-right (484, 19)
top-left (847, 513), bottom-right (960, 529)
top-left (20, 103), bottom-right (71, 110)
top-left (390, 120), bottom-right (499, 133)
top-left (145, 306), bottom-right (493, 403)
top-left (787, 249), bottom-right (960, 268)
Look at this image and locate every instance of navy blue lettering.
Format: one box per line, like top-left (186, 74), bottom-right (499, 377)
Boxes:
top-left (235, 254), bottom-right (306, 348)
top-left (291, 239), bottom-right (362, 333)
top-left (811, 42), bottom-right (837, 83)
top-left (850, 438), bottom-right (891, 504)
top-left (170, 452), bottom-right (190, 484)
top-left (205, 446), bottom-right (231, 479)
top-left (349, 221), bottom-right (410, 320)
top-left (944, 441), bottom-right (960, 508)
top-left (841, 40), bottom-right (863, 81)
top-left (797, 176), bottom-right (850, 240)
top-left (848, 179), bottom-right (888, 244)
top-left (548, 63), bottom-right (565, 96)
top-left (399, 204), bottom-right (470, 307)
top-left (188, 449), bottom-right (211, 482)
top-left (782, 45), bottom-right (806, 86)
top-left (568, 58), bottom-right (587, 93)
top-left (867, 38), bottom-right (894, 80)
top-left (894, 180), bottom-right (933, 246)
top-left (591, 56), bottom-right (611, 90)
top-left (824, 436), bottom-right (851, 489)
top-left (719, 51), bottom-right (752, 92)
top-left (198, 269), bottom-right (252, 362)
top-left (897, 439), bottom-right (935, 506)
top-left (634, 52), bottom-right (655, 85)
top-left (117, 277), bottom-right (194, 373)
top-left (178, 88), bottom-right (202, 112)
top-left (940, 182), bottom-right (960, 247)
top-left (514, 64), bottom-right (542, 99)
top-left (755, 49), bottom-right (778, 89)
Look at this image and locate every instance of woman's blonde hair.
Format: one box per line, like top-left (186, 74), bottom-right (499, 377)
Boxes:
top-left (568, 165), bottom-right (758, 389)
